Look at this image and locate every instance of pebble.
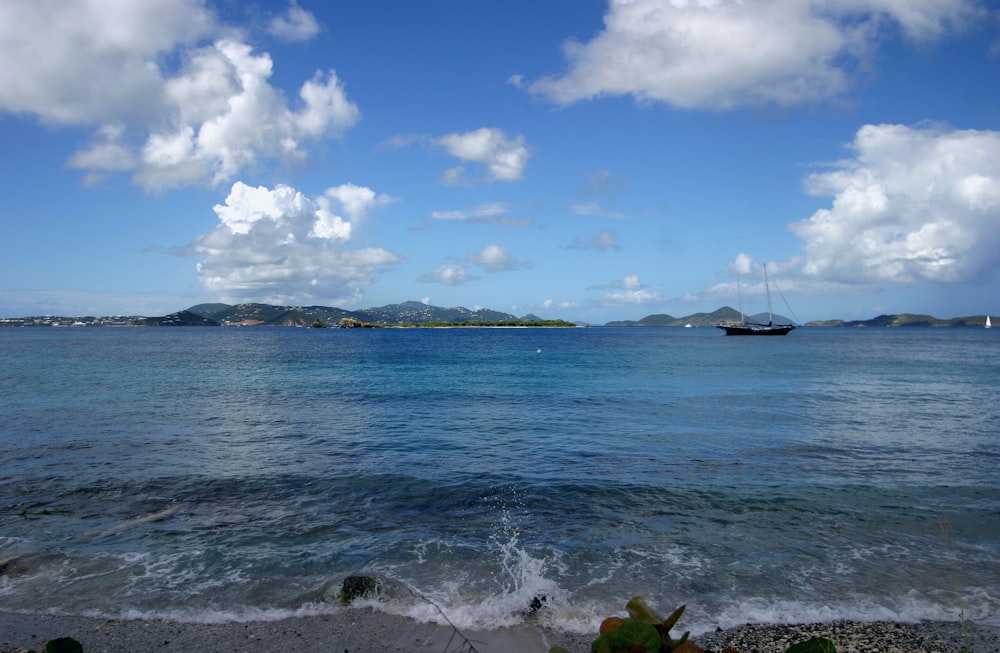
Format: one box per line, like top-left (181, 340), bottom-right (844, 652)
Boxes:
top-left (696, 620), bottom-right (998, 653)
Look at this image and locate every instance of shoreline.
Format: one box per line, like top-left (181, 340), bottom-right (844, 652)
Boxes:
top-left (1, 610), bottom-right (997, 653)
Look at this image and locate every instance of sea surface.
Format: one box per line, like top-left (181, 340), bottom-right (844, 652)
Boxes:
top-left (1, 326), bottom-right (997, 635)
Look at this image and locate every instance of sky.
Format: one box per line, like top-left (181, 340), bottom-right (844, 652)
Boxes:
top-left (1, 0), bottom-right (999, 324)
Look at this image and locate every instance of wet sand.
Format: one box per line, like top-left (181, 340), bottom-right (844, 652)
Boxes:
top-left (0, 610), bottom-right (996, 652)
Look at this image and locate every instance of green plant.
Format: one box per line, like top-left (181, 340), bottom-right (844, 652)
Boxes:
top-left (565, 597), bottom-right (690, 653)
top-left (551, 597), bottom-right (841, 653)
top-left (591, 619), bottom-right (661, 653)
top-left (785, 637), bottom-right (836, 653)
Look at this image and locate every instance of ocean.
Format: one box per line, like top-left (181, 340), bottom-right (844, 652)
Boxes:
top-left (1, 325), bottom-right (997, 636)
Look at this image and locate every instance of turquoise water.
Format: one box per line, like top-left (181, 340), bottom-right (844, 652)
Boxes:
top-left (0, 326), bottom-right (997, 634)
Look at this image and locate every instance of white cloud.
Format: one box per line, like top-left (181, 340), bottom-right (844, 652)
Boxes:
top-left (0, 1), bottom-right (358, 191)
top-left (595, 274), bottom-right (663, 305)
top-left (68, 124), bottom-right (137, 184)
top-left (419, 264), bottom-right (474, 286)
top-left (436, 128), bottom-right (531, 182)
top-left (570, 202), bottom-right (630, 220)
top-left (135, 40), bottom-right (359, 190)
top-left (268, 1), bottom-right (320, 42)
top-left (728, 252), bottom-right (756, 278)
top-left (323, 183), bottom-right (394, 223)
top-left (467, 244), bottom-right (527, 272)
top-left (0, 0), bottom-right (215, 125)
top-left (432, 203), bottom-right (510, 222)
top-left (430, 202), bottom-right (531, 227)
top-left (543, 299), bottom-right (581, 312)
top-left (188, 181), bottom-right (399, 305)
top-left (578, 169), bottom-right (628, 197)
top-left (564, 229), bottom-right (621, 251)
top-left (529, 0), bottom-right (978, 109)
top-left (439, 166), bottom-right (472, 187)
top-left (791, 123), bottom-right (1000, 286)
top-left (842, 0), bottom-right (974, 40)
top-left (592, 230), bottom-right (620, 251)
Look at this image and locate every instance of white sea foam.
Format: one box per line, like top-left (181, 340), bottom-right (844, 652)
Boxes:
top-left (364, 528), bottom-right (571, 631)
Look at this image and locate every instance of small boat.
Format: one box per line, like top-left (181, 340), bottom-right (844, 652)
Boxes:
top-left (717, 264), bottom-right (796, 336)
top-left (988, 315), bottom-right (993, 329)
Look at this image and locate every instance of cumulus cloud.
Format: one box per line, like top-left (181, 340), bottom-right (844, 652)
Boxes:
top-left (728, 252), bottom-right (757, 278)
top-left (593, 274), bottom-right (664, 305)
top-left (0, 1), bottom-right (358, 191)
top-left (0, 0), bottom-right (214, 125)
top-left (466, 244), bottom-right (528, 272)
top-left (136, 41), bottom-right (358, 190)
top-left (419, 264), bottom-right (475, 286)
top-left (187, 181), bottom-right (399, 305)
top-left (529, 0), bottom-right (979, 109)
top-left (435, 128), bottom-right (531, 182)
top-left (268, 1), bottom-right (320, 42)
top-left (791, 123), bottom-right (1000, 286)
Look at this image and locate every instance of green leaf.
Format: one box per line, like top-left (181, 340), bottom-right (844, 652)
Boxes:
top-left (626, 595), bottom-right (664, 624)
top-left (661, 604), bottom-right (686, 632)
top-left (591, 619), bottom-right (662, 653)
top-left (786, 636), bottom-right (837, 653)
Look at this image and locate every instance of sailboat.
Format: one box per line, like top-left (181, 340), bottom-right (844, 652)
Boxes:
top-left (717, 264), bottom-right (796, 336)
top-left (988, 315), bottom-right (992, 329)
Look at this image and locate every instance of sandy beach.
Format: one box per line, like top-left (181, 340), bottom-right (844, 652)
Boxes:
top-left (0, 609), bottom-right (590, 653)
top-left (1, 610), bottom-right (997, 653)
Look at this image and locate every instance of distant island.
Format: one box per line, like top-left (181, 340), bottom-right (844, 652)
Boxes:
top-left (609, 308), bottom-right (991, 328)
top-left (0, 301), bottom-right (992, 328)
top-left (0, 301), bottom-right (574, 328)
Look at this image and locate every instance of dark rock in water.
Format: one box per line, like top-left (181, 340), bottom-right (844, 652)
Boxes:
top-left (44, 637), bottom-right (84, 653)
top-left (525, 594), bottom-right (547, 614)
top-left (339, 575), bottom-right (378, 604)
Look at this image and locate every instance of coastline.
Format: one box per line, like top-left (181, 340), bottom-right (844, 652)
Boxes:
top-left (1, 610), bottom-right (997, 653)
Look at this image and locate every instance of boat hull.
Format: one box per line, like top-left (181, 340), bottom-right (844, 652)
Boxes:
top-left (717, 323), bottom-right (796, 336)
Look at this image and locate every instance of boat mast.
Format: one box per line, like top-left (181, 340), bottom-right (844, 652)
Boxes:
top-left (763, 264), bottom-right (774, 325)
top-left (737, 278), bottom-right (745, 323)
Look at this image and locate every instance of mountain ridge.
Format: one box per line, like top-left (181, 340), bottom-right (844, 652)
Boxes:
top-left (1, 302), bottom-right (994, 328)
top-left (185, 301), bottom-right (541, 326)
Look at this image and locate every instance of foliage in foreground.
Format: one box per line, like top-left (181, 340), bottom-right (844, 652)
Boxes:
top-left (548, 597), bottom-right (838, 653)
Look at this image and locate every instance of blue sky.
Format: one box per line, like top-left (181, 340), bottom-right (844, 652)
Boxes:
top-left (1, 0), bottom-right (998, 324)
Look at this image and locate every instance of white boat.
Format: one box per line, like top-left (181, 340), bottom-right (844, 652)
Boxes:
top-left (988, 315), bottom-right (992, 329)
